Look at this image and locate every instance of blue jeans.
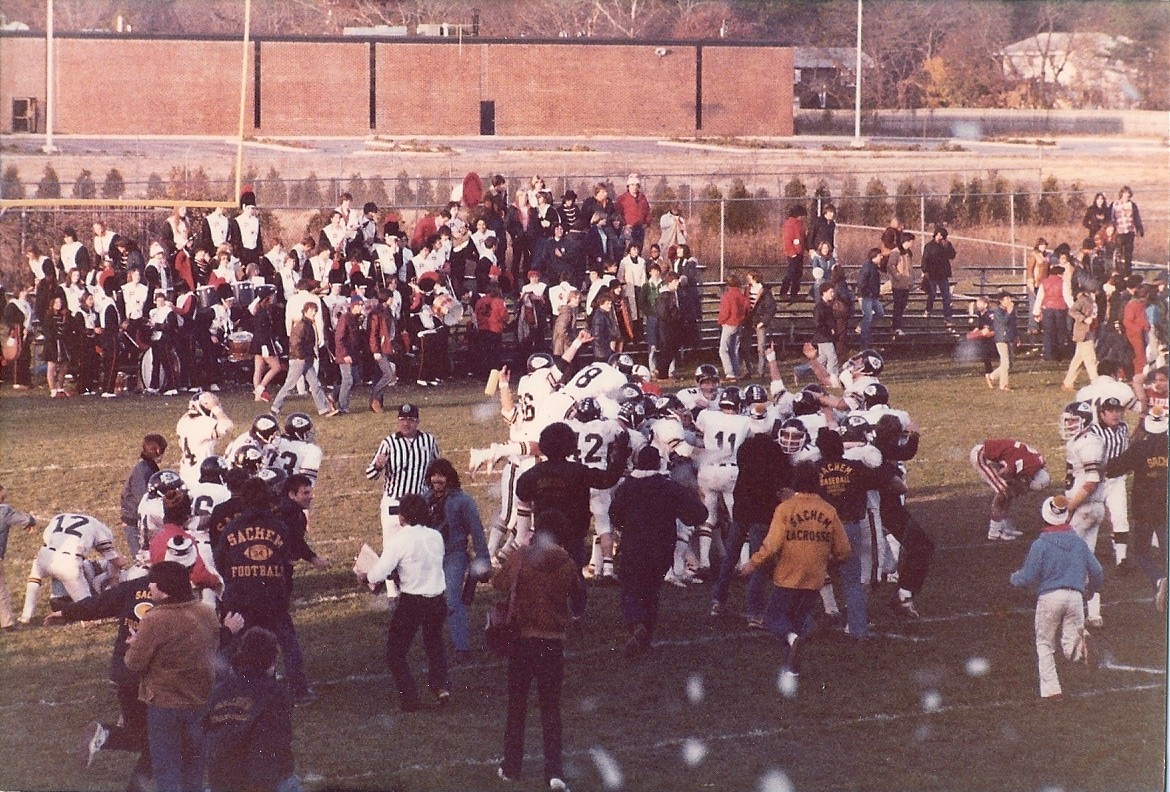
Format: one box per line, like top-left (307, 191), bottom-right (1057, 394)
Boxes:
top-left (645, 315), bottom-right (661, 375)
top-left (860, 297), bottom-right (885, 348)
top-left (711, 521), bottom-right (769, 619)
top-left (443, 550), bottom-right (471, 652)
top-left (763, 587), bottom-right (818, 644)
top-left (243, 609), bottom-right (308, 695)
top-left (617, 564), bottom-right (665, 636)
top-left (924, 278), bottom-right (952, 320)
top-left (337, 361), bottom-right (356, 412)
top-left (718, 325), bottom-right (742, 378)
top-left (839, 520), bottom-right (869, 638)
top-left (146, 705), bottom-right (205, 792)
top-left (1041, 308), bottom-right (1070, 361)
top-left (271, 357), bottom-right (330, 414)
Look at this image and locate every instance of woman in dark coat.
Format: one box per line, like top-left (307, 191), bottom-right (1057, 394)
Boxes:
top-left (42, 295), bottom-right (72, 397)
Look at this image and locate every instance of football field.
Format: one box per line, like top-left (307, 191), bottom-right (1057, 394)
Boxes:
top-left (0, 353), bottom-right (1165, 792)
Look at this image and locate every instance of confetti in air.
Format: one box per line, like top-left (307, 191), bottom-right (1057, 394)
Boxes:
top-left (965, 656), bottom-right (991, 677)
top-left (682, 737), bottom-right (708, 767)
top-left (914, 723), bottom-right (932, 742)
top-left (921, 690), bottom-right (942, 713)
top-left (685, 673), bottom-right (704, 703)
top-left (758, 767), bottom-right (796, 792)
top-left (589, 746), bottom-right (624, 790)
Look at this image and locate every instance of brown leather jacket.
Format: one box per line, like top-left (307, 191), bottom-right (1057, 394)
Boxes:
top-left (123, 598), bottom-right (220, 708)
top-left (288, 316), bottom-right (318, 361)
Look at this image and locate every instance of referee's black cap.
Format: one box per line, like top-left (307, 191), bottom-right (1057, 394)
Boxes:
top-left (398, 403), bottom-right (420, 420)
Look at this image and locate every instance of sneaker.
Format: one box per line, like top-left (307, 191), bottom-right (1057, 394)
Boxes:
top-left (209, 384), bottom-right (221, 392)
top-left (101, 392), bottom-right (117, 398)
top-left (434, 688), bottom-right (451, 707)
top-left (163, 389), bottom-right (179, 396)
top-left (549, 779), bottom-right (569, 792)
top-left (416, 379), bottom-right (431, 387)
top-left (319, 408), bottom-right (340, 418)
top-left (709, 601), bottom-right (723, 617)
top-left (897, 597), bottom-right (920, 618)
top-left (12, 384), bottom-right (29, 390)
top-left (81, 721), bottom-right (108, 768)
top-left (498, 766), bottom-right (517, 783)
top-left (893, 329), bottom-right (906, 338)
top-left (1085, 615), bottom-right (1103, 629)
top-left (663, 570), bottom-right (690, 588)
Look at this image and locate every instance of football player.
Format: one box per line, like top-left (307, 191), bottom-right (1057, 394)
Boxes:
top-left (971, 438), bottom-right (1050, 540)
top-left (20, 513), bottom-right (124, 624)
top-left (223, 414), bottom-right (282, 467)
top-left (136, 470), bottom-right (190, 561)
top-left (676, 364), bottom-right (721, 415)
top-left (569, 397), bottom-right (626, 583)
top-left (1060, 400), bottom-right (1109, 627)
top-left (559, 358), bottom-right (631, 403)
top-left (175, 391), bottom-right (234, 488)
top-left (648, 415), bottom-right (702, 586)
top-left (268, 413), bottom-right (324, 482)
top-left (693, 387), bottom-right (751, 576)
top-left (188, 456), bottom-right (232, 531)
top-left (743, 383), bottom-right (779, 437)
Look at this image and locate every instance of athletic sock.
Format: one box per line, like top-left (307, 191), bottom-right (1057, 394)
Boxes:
top-left (1113, 533), bottom-right (1128, 564)
top-left (697, 525), bottom-right (713, 568)
top-left (819, 583), bottom-right (839, 615)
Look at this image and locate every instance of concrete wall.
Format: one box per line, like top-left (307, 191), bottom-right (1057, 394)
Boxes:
top-left (795, 107), bottom-right (1169, 138)
top-left (0, 34), bottom-right (795, 137)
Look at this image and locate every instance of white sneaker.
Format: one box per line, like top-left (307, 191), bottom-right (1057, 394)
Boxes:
top-left (664, 570), bottom-right (691, 588)
top-left (549, 779), bottom-right (569, 791)
top-left (81, 721), bottom-right (108, 768)
top-left (1085, 615), bottom-right (1103, 629)
top-left (209, 384), bottom-right (222, 392)
top-left (163, 389), bottom-right (179, 396)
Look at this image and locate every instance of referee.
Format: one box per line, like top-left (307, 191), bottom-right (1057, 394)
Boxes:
top-left (367, 403), bottom-right (441, 550)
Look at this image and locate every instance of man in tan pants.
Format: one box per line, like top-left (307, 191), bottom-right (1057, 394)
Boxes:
top-left (1063, 286), bottom-right (1099, 391)
top-left (0, 485), bottom-right (37, 630)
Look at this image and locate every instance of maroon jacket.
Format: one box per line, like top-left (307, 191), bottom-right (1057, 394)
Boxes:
top-left (334, 309), bottom-right (363, 361)
top-left (367, 304), bottom-right (395, 355)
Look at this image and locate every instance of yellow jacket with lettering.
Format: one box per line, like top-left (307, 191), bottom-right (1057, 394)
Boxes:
top-left (750, 492), bottom-right (850, 590)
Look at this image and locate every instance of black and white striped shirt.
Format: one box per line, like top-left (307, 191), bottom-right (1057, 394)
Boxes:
top-left (365, 431), bottom-right (440, 499)
top-left (1090, 422), bottom-right (1129, 465)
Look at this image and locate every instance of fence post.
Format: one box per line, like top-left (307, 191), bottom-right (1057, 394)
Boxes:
top-left (719, 199), bottom-right (726, 282)
top-left (1009, 192), bottom-right (1017, 274)
top-left (20, 209), bottom-right (28, 263)
top-left (919, 194), bottom-right (926, 250)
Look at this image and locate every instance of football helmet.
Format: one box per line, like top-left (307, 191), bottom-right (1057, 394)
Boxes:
top-left (284, 413), bottom-right (314, 441)
top-left (842, 414), bottom-right (874, 444)
top-left (653, 394), bottom-right (687, 421)
top-left (860, 382), bottom-right (890, 409)
top-left (743, 384), bottom-right (769, 406)
top-left (200, 455), bottom-right (228, 485)
top-left (777, 419), bottom-right (810, 455)
top-left (188, 390), bottom-right (221, 417)
top-left (617, 398), bottom-right (647, 429)
top-left (847, 349), bottom-right (884, 377)
top-left (1059, 401), bottom-right (1094, 441)
top-left (617, 383), bottom-right (643, 404)
top-left (254, 466), bottom-right (288, 494)
top-left (718, 386), bottom-right (743, 411)
top-left (572, 397), bottom-right (603, 424)
top-left (608, 352), bottom-right (635, 376)
top-left (792, 390), bottom-right (821, 417)
top-left (631, 364), bottom-right (652, 382)
top-left (694, 364), bottom-right (720, 385)
top-left (231, 444), bottom-right (266, 474)
top-left (251, 414), bottom-right (281, 444)
top-left (527, 352), bottom-right (556, 374)
top-left (147, 470), bottom-right (186, 499)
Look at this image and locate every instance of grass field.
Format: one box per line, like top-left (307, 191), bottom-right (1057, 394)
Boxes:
top-left (0, 352), bottom-right (1166, 792)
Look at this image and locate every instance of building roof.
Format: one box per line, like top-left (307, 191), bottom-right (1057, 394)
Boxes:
top-left (1000, 32), bottom-right (1133, 59)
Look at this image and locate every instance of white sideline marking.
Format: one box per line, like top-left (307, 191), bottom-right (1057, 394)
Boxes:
top-left (305, 681), bottom-right (1165, 785)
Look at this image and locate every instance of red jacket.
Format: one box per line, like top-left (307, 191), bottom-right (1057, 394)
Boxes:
top-left (148, 525), bottom-right (222, 591)
top-left (367, 304), bottom-right (395, 355)
top-left (782, 217), bottom-right (807, 258)
top-left (475, 294), bottom-right (508, 334)
top-left (333, 310), bottom-right (362, 360)
top-left (717, 287), bottom-right (748, 326)
top-left (615, 190), bottom-right (651, 228)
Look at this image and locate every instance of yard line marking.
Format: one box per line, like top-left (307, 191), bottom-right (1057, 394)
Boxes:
top-left (304, 681), bottom-right (1166, 785)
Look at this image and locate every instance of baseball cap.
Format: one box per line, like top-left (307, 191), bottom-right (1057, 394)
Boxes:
top-left (1041, 496), bottom-right (1070, 526)
top-left (1099, 397), bottom-right (1124, 411)
top-left (398, 403), bottom-right (420, 420)
top-left (349, 295), bottom-right (364, 306)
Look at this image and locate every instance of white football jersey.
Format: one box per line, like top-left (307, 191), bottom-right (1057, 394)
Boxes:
top-left (570, 418), bottom-right (624, 470)
top-left (187, 481), bottom-right (232, 533)
top-left (508, 367), bottom-right (563, 442)
top-left (560, 362), bottom-right (628, 402)
top-left (42, 514), bottom-right (117, 559)
top-left (745, 403), bottom-right (783, 437)
top-left (1065, 431), bottom-right (1107, 504)
top-left (676, 386), bottom-right (720, 413)
top-left (1076, 377), bottom-right (1138, 424)
top-left (695, 410), bottom-right (752, 465)
top-left (176, 413), bottom-right (232, 485)
top-left (859, 404), bottom-right (912, 430)
top-left (269, 437), bottom-right (324, 480)
top-left (842, 374), bottom-right (880, 411)
top-left (531, 391), bottom-right (577, 442)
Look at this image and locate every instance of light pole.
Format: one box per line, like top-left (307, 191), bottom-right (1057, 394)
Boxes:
top-left (851, 0), bottom-right (864, 148)
top-left (234, 0), bottom-right (253, 202)
top-left (43, 0), bottom-right (57, 154)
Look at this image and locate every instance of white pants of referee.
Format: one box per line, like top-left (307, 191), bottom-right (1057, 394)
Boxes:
top-left (380, 495), bottom-right (404, 551)
top-left (1101, 476), bottom-right (1129, 557)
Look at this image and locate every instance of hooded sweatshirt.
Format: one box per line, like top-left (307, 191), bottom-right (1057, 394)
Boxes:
top-left (1010, 525), bottom-right (1104, 596)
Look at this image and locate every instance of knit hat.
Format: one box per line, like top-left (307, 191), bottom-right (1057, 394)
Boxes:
top-left (149, 560), bottom-right (192, 599)
top-left (239, 189), bottom-right (257, 208)
top-left (1041, 496), bottom-right (1070, 526)
top-left (164, 535), bottom-right (197, 569)
top-left (631, 445), bottom-right (662, 477)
